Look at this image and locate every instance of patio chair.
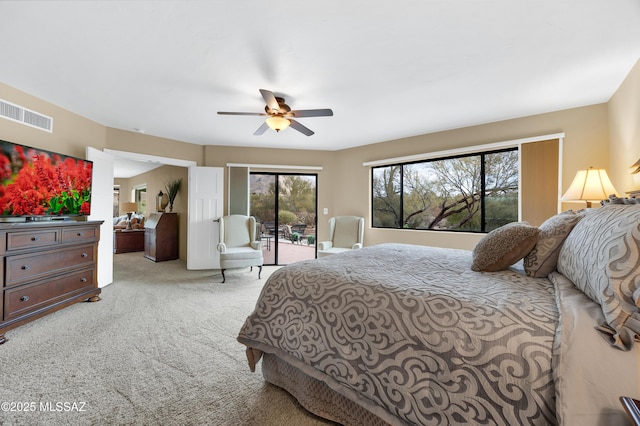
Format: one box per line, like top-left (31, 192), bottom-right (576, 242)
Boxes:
top-left (291, 224), bottom-right (307, 234)
top-left (217, 215), bottom-right (263, 283)
top-left (282, 224), bottom-right (300, 243)
top-left (317, 216), bottom-right (365, 257)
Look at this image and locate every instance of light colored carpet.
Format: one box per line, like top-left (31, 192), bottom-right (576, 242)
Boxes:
top-left (0, 252), bottom-right (334, 425)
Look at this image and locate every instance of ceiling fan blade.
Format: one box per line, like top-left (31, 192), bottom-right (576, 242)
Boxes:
top-left (260, 89), bottom-right (281, 113)
top-left (289, 119), bottom-right (314, 136)
top-left (253, 122), bottom-right (269, 135)
top-left (217, 111), bottom-right (267, 116)
top-left (288, 108), bottom-right (333, 118)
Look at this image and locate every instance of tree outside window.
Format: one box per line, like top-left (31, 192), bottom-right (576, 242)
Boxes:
top-left (372, 149), bottom-right (518, 232)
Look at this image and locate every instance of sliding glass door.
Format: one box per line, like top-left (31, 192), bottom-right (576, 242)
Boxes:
top-left (250, 173), bottom-right (317, 265)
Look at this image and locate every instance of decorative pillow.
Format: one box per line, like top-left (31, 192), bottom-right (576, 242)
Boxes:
top-left (471, 222), bottom-right (539, 272)
top-left (523, 211), bottom-right (582, 277)
top-left (601, 194), bottom-right (640, 205)
top-left (557, 204), bottom-right (640, 350)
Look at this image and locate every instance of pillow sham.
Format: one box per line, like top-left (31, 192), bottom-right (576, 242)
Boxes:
top-left (471, 222), bottom-right (539, 272)
top-left (557, 204), bottom-right (640, 350)
top-left (523, 211), bottom-right (582, 278)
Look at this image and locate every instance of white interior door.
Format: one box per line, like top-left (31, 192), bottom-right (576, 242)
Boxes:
top-left (86, 147), bottom-right (114, 287)
top-left (187, 166), bottom-right (224, 270)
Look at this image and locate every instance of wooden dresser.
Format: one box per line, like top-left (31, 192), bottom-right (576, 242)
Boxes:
top-left (0, 220), bottom-right (102, 344)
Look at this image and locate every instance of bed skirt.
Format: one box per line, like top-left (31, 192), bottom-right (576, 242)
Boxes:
top-left (262, 352), bottom-right (392, 426)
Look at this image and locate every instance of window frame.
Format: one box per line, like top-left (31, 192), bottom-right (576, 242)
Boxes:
top-left (371, 147), bottom-right (518, 233)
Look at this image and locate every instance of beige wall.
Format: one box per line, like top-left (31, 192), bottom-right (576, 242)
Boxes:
top-left (0, 84), bottom-right (195, 261)
top-left (203, 145), bottom-right (337, 242)
top-left (106, 129), bottom-right (198, 262)
top-left (106, 128), bottom-right (203, 165)
top-left (608, 58), bottom-right (640, 194)
top-left (1, 64), bottom-right (635, 255)
top-left (0, 82), bottom-right (106, 156)
top-left (200, 103), bottom-right (609, 251)
top-left (333, 104), bottom-right (609, 250)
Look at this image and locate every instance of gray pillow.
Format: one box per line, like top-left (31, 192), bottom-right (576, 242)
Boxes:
top-left (557, 204), bottom-right (640, 350)
top-left (523, 211), bottom-right (582, 278)
top-left (471, 222), bottom-right (539, 272)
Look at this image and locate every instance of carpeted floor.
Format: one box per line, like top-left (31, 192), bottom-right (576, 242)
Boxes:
top-left (0, 252), bottom-right (334, 425)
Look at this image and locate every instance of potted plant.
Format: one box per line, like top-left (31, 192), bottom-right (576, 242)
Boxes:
top-left (164, 179), bottom-right (182, 212)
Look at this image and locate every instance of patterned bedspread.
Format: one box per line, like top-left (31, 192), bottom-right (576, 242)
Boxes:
top-left (238, 243), bottom-right (559, 425)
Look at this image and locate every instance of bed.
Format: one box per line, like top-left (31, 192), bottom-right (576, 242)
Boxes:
top-left (238, 202), bottom-right (640, 425)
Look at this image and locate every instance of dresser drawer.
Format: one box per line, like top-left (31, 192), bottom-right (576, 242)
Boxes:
top-left (4, 268), bottom-right (95, 321)
top-left (61, 226), bottom-right (98, 244)
top-left (5, 244), bottom-right (95, 287)
top-left (6, 230), bottom-right (59, 251)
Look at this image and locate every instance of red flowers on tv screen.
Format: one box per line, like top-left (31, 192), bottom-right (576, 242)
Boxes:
top-left (0, 140), bottom-right (92, 217)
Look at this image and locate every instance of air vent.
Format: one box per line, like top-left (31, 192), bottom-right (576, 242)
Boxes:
top-left (0, 99), bottom-right (53, 132)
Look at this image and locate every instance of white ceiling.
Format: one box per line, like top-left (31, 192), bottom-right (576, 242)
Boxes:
top-left (112, 157), bottom-right (162, 179)
top-left (1, 1), bottom-right (639, 152)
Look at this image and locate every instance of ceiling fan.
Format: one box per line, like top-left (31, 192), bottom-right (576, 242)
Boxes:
top-left (217, 89), bottom-right (333, 136)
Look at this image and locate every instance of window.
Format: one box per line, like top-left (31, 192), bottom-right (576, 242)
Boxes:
top-left (113, 186), bottom-right (120, 217)
top-left (131, 184), bottom-right (147, 216)
top-left (372, 148), bottom-right (518, 232)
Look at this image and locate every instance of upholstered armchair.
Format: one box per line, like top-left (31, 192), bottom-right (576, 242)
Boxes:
top-left (217, 215), bottom-right (263, 283)
top-left (317, 216), bottom-right (365, 257)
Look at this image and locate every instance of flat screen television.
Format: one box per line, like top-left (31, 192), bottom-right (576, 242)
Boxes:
top-left (0, 139), bottom-right (92, 219)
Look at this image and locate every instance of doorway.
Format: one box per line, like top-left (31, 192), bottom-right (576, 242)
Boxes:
top-left (250, 173), bottom-right (317, 265)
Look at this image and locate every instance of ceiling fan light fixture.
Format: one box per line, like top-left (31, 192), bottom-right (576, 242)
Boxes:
top-left (218, 90), bottom-right (331, 136)
top-left (266, 116), bottom-right (290, 132)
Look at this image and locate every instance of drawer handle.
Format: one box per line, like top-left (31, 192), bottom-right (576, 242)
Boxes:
top-left (20, 295), bottom-right (30, 302)
top-left (21, 265), bottom-right (30, 270)
top-left (77, 232), bottom-right (84, 236)
top-left (31, 236), bottom-right (40, 241)
top-left (80, 277), bottom-right (87, 283)
top-left (81, 253), bottom-right (88, 258)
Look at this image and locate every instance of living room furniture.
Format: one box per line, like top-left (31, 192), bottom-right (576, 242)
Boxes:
top-left (260, 234), bottom-right (273, 251)
top-left (113, 229), bottom-right (145, 253)
top-left (317, 216), bottom-right (364, 257)
top-left (217, 215), bottom-right (263, 283)
top-left (144, 212), bottom-right (178, 262)
top-left (0, 220), bottom-right (102, 344)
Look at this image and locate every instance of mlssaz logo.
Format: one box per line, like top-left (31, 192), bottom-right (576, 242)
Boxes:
top-left (39, 401), bottom-right (87, 412)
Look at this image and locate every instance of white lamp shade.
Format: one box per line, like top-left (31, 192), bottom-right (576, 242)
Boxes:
top-left (265, 116), bottom-right (290, 132)
top-left (561, 168), bottom-right (618, 202)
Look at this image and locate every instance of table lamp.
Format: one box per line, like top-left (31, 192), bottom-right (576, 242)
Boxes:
top-left (120, 202), bottom-right (138, 230)
top-left (561, 167), bottom-right (618, 208)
